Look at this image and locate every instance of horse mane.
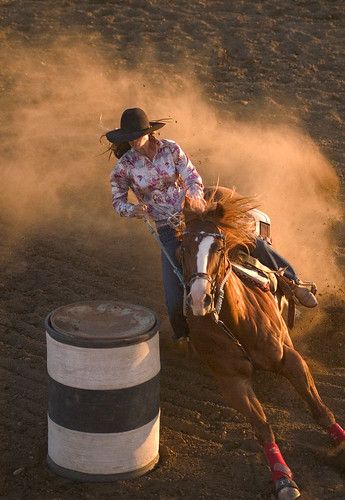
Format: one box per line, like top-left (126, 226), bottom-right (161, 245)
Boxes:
top-left (184, 186), bottom-right (257, 254)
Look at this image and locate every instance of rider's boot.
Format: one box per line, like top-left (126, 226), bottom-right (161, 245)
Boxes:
top-left (293, 283), bottom-right (318, 308)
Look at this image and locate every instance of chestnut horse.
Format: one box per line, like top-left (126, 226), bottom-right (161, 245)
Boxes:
top-left (180, 187), bottom-right (344, 500)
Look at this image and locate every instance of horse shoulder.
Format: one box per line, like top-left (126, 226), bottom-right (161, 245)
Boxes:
top-left (224, 276), bottom-right (290, 367)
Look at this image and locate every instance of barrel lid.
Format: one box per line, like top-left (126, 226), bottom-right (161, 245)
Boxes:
top-left (45, 301), bottom-right (158, 348)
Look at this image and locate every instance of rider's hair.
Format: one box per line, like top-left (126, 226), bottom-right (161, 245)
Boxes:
top-left (111, 141), bottom-right (131, 159)
top-left (101, 132), bottom-right (157, 160)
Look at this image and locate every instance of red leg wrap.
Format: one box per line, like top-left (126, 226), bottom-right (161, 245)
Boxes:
top-left (264, 442), bottom-right (292, 482)
top-left (328, 423), bottom-right (345, 444)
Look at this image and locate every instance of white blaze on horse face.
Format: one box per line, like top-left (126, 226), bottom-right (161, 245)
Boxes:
top-left (190, 236), bottom-right (215, 316)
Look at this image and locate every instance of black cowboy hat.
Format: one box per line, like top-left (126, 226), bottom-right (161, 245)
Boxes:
top-left (105, 108), bottom-right (166, 144)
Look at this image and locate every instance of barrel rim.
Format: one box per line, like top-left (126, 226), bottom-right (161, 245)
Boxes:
top-left (45, 300), bottom-right (159, 348)
top-left (47, 453), bottom-right (159, 481)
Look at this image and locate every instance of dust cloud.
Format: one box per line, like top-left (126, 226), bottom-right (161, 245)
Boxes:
top-left (1, 39), bottom-right (342, 291)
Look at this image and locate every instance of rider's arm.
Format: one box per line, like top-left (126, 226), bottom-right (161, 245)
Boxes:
top-left (170, 141), bottom-right (204, 202)
top-left (109, 161), bottom-right (136, 217)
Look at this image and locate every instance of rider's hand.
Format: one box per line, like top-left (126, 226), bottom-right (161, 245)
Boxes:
top-left (187, 197), bottom-right (207, 213)
top-left (132, 204), bottom-right (148, 218)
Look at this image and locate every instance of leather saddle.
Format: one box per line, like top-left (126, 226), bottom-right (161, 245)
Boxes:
top-left (232, 252), bottom-right (297, 329)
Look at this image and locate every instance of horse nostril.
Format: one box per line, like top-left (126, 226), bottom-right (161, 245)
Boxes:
top-left (204, 294), bottom-right (212, 308)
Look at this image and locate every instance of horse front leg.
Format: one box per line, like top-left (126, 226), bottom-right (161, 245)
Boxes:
top-left (215, 373), bottom-right (301, 499)
top-left (190, 322), bottom-right (301, 498)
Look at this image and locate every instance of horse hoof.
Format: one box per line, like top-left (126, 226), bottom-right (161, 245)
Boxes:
top-left (275, 478), bottom-right (301, 500)
top-left (277, 487), bottom-right (301, 500)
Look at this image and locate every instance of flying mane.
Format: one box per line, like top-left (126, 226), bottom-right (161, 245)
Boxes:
top-left (183, 186), bottom-right (257, 254)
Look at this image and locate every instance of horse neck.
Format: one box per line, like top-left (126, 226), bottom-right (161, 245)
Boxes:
top-left (223, 272), bottom-right (251, 323)
top-left (223, 270), bottom-right (284, 334)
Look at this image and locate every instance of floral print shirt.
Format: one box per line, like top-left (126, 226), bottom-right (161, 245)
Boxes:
top-left (110, 139), bottom-right (204, 226)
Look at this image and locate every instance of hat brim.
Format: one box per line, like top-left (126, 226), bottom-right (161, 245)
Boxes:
top-left (105, 121), bottom-right (165, 144)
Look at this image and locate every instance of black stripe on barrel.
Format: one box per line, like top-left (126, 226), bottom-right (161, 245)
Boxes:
top-left (48, 374), bottom-right (160, 433)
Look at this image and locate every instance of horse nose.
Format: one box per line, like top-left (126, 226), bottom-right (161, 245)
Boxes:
top-left (204, 294), bottom-right (212, 309)
top-left (186, 294), bottom-right (193, 306)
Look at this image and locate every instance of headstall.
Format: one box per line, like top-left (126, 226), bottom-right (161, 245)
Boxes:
top-left (182, 227), bottom-right (250, 361)
top-left (181, 229), bottom-right (231, 317)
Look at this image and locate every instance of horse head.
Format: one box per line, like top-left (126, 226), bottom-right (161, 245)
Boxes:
top-left (180, 187), bottom-right (256, 317)
top-left (180, 202), bottom-right (228, 316)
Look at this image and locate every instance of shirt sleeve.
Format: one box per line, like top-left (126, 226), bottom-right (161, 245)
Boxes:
top-left (109, 160), bottom-right (135, 217)
top-left (170, 142), bottom-right (204, 200)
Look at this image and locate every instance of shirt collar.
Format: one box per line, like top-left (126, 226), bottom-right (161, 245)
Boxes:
top-left (130, 137), bottom-right (163, 157)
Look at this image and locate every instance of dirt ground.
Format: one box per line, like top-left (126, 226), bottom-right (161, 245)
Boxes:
top-left (0, 1), bottom-right (345, 499)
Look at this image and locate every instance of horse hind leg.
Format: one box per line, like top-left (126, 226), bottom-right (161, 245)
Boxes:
top-left (216, 375), bottom-right (301, 499)
top-left (278, 346), bottom-right (344, 435)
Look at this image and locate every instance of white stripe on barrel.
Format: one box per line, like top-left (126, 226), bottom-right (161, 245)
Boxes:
top-left (48, 413), bottom-right (160, 475)
top-left (47, 333), bottom-right (160, 390)
top-left (46, 300), bottom-right (160, 481)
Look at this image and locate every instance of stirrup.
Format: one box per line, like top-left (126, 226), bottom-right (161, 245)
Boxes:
top-left (295, 278), bottom-right (317, 296)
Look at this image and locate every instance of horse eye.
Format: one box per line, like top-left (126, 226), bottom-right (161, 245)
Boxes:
top-left (211, 244), bottom-right (222, 253)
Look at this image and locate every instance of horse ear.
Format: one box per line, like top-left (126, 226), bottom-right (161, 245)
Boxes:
top-left (208, 201), bottom-right (224, 217)
top-left (216, 202), bottom-right (225, 217)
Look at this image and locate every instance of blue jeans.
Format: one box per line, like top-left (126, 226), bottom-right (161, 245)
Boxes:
top-left (251, 237), bottom-right (297, 281)
top-left (157, 225), bottom-right (189, 340)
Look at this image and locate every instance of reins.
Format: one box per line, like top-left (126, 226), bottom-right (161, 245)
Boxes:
top-left (143, 217), bottom-right (188, 316)
top-left (212, 315), bottom-right (252, 363)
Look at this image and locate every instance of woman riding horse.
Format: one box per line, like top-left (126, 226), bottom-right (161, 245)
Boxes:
top-left (105, 108), bottom-right (344, 498)
top-left (105, 107), bottom-right (317, 344)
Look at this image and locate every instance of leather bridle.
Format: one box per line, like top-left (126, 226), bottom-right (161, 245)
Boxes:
top-left (181, 225), bottom-right (251, 362)
top-left (144, 218), bottom-right (253, 364)
top-left (181, 229), bottom-right (231, 315)
top-left (143, 216), bottom-right (250, 361)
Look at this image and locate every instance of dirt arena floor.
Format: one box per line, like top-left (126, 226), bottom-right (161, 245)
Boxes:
top-left (1, 1), bottom-right (345, 498)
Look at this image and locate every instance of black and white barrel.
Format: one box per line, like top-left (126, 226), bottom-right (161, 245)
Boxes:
top-left (45, 300), bottom-right (160, 481)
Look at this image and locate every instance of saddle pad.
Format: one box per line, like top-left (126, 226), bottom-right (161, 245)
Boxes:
top-left (232, 263), bottom-right (270, 291)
